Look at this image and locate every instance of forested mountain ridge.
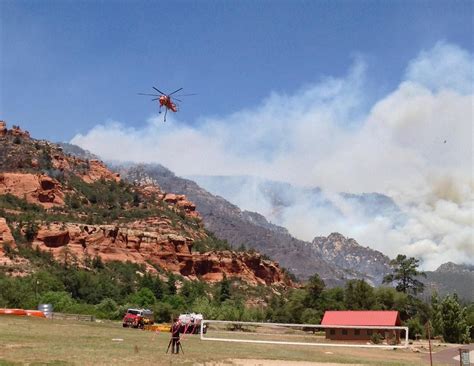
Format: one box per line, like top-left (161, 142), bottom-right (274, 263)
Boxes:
top-left (113, 163), bottom-right (391, 286)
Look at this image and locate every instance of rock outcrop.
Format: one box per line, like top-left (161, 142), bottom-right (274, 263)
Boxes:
top-left (0, 173), bottom-right (65, 208)
top-left (8, 124), bottom-right (30, 139)
top-left (31, 219), bottom-right (290, 286)
top-left (81, 159), bottom-right (121, 183)
top-left (311, 233), bottom-right (391, 286)
top-left (0, 218), bottom-right (15, 246)
top-left (0, 217), bottom-right (23, 273)
top-left (0, 121), bottom-right (7, 137)
top-left (133, 182), bottom-right (201, 220)
top-left (0, 121), bottom-right (119, 184)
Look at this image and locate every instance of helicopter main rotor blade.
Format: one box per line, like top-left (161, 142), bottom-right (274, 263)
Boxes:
top-left (173, 93), bottom-right (197, 97)
top-left (152, 98), bottom-right (160, 101)
top-left (138, 93), bottom-right (160, 96)
top-left (153, 87), bottom-right (167, 95)
top-left (173, 98), bottom-right (183, 102)
top-left (168, 87), bottom-right (183, 96)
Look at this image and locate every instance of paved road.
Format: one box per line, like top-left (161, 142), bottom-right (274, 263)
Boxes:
top-left (425, 344), bottom-right (474, 365)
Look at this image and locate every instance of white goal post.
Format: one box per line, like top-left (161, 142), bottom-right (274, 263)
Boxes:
top-left (200, 319), bottom-right (409, 349)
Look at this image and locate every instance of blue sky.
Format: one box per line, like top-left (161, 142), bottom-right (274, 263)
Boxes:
top-left (1, 0), bottom-right (472, 141)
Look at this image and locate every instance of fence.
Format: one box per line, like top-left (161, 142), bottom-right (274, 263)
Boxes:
top-left (51, 312), bottom-right (95, 322)
top-left (200, 319), bottom-right (409, 349)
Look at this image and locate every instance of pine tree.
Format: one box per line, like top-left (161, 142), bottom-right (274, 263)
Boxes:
top-left (344, 279), bottom-right (376, 310)
top-left (430, 292), bottom-right (444, 337)
top-left (383, 254), bottom-right (426, 296)
top-left (219, 274), bottom-right (231, 303)
top-left (438, 294), bottom-right (470, 344)
top-left (304, 273), bottom-right (325, 308)
top-left (167, 273), bottom-right (177, 295)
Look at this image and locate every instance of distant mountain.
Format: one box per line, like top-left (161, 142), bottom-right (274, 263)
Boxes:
top-left (311, 233), bottom-right (391, 285)
top-left (57, 142), bottom-right (99, 160)
top-left (424, 262), bottom-right (474, 302)
top-left (188, 175), bottom-right (406, 229)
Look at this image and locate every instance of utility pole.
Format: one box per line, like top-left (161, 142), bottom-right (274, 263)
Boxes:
top-left (425, 321), bottom-right (433, 366)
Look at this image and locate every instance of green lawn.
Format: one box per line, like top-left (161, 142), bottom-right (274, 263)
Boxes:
top-left (0, 316), bottom-right (425, 365)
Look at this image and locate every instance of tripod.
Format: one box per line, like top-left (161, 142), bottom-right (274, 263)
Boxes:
top-left (166, 337), bottom-right (184, 354)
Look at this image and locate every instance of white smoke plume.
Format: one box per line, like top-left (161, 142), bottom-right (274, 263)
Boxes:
top-left (71, 42), bottom-right (473, 270)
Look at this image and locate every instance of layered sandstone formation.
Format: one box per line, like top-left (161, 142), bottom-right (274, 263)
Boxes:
top-left (0, 173), bottom-right (65, 208)
top-left (27, 218), bottom-right (289, 286)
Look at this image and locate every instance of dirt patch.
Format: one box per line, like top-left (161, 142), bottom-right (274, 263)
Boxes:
top-left (205, 360), bottom-right (365, 366)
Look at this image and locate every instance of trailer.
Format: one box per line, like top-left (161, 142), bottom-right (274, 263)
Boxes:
top-left (178, 312), bottom-right (207, 334)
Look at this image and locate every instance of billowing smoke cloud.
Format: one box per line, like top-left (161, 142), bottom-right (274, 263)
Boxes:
top-left (71, 42), bottom-right (473, 270)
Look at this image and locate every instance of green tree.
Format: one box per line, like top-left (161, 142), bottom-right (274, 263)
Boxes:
top-left (317, 287), bottom-right (345, 311)
top-left (191, 297), bottom-right (220, 320)
top-left (304, 273), bottom-right (325, 308)
top-left (437, 294), bottom-right (470, 343)
top-left (282, 290), bottom-right (306, 323)
top-left (166, 273), bottom-right (177, 296)
top-left (180, 280), bottom-right (206, 306)
top-left (219, 274), bottom-right (232, 303)
top-left (466, 304), bottom-right (474, 341)
top-left (375, 287), bottom-right (409, 313)
top-left (383, 254), bottom-right (426, 295)
top-left (430, 292), bottom-right (444, 337)
top-left (301, 308), bottom-right (322, 325)
top-left (405, 317), bottom-right (424, 340)
top-left (91, 256), bottom-right (105, 270)
top-left (130, 288), bottom-right (156, 308)
top-left (153, 302), bottom-right (174, 323)
top-left (39, 291), bottom-right (75, 312)
top-left (132, 192), bottom-right (141, 207)
top-left (24, 222), bottom-right (38, 242)
top-left (344, 280), bottom-right (376, 309)
top-left (95, 298), bottom-right (119, 319)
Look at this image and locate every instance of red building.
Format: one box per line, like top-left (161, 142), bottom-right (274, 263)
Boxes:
top-left (321, 310), bottom-right (402, 344)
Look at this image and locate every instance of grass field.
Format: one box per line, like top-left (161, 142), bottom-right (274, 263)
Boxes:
top-left (0, 316), bottom-right (429, 365)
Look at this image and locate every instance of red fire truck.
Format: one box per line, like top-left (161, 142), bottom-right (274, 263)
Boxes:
top-left (122, 308), bottom-right (154, 329)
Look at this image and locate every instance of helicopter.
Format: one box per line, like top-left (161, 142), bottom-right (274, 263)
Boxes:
top-left (138, 87), bottom-right (194, 122)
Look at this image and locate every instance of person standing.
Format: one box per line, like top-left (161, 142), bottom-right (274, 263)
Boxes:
top-left (169, 317), bottom-right (181, 354)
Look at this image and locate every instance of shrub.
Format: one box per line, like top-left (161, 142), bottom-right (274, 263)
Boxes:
top-left (153, 302), bottom-right (174, 323)
top-left (129, 288), bottom-right (156, 308)
top-left (370, 332), bottom-right (383, 344)
top-left (3, 243), bottom-right (15, 259)
top-left (95, 298), bottom-right (120, 319)
top-left (39, 291), bottom-right (75, 312)
top-left (406, 318), bottom-right (424, 340)
top-left (24, 222), bottom-right (38, 242)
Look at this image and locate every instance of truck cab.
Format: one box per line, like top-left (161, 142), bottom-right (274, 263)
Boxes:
top-left (122, 308), bottom-right (154, 328)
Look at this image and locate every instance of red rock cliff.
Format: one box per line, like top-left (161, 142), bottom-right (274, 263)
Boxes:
top-left (28, 218), bottom-right (290, 286)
